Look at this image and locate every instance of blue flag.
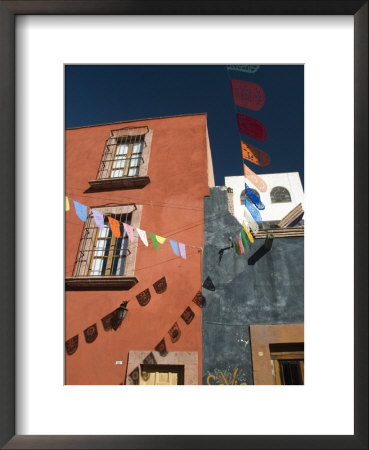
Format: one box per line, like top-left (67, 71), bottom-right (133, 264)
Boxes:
top-left (73, 200), bottom-right (88, 222)
top-left (245, 199), bottom-right (262, 224)
top-left (245, 182), bottom-right (265, 210)
top-left (169, 240), bottom-right (179, 256)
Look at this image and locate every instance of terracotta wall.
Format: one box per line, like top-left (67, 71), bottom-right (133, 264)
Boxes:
top-left (65, 114), bottom-right (212, 385)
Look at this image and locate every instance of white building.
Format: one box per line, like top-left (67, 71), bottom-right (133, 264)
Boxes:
top-left (224, 172), bottom-right (304, 227)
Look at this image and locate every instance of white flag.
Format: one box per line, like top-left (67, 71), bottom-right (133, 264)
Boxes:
top-left (136, 228), bottom-right (149, 246)
top-left (243, 208), bottom-right (259, 234)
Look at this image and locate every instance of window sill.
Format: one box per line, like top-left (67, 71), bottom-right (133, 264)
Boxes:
top-left (65, 276), bottom-right (139, 291)
top-left (88, 176), bottom-right (150, 191)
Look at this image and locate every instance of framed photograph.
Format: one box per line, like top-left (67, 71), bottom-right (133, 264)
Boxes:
top-left (1, 1), bottom-right (367, 449)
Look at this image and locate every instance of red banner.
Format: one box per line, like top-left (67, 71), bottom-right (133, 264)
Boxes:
top-left (237, 113), bottom-right (268, 142)
top-left (230, 79), bottom-right (265, 111)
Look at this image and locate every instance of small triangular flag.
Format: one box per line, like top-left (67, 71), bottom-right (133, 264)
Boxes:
top-left (149, 232), bottom-right (159, 250)
top-left (240, 229), bottom-right (249, 250)
top-left (169, 240), bottom-right (179, 256)
top-left (234, 239), bottom-right (241, 255)
top-left (108, 216), bottom-right (121, 238)
top-left (137, 228), bottom-right (148, 246)
top-left (123, 223), bottom-right (134, 241)
top-left (237, 236), bottom-right (245, 255)
top-left (156, 235), bottom-right (166, 244)
top-left (92, 209), bottom-right (105, 229)
top-left (73, 200), bottom-right (87, 222)
top-left (179, 243), bottom-right (186, 259)
top-left (242, 220), bottom-right (254, 243)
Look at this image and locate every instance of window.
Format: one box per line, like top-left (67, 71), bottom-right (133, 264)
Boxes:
top-left (65, 204), bottom-right (140, 290)
top-left (270, 186), bottom-right (291, 203)
top-left (240, 188), bottom-right (260, 205)
top-left (110, 138), bottom-right (144, 178)
top-left (270, 343), bottom-right (304, 385)
top-left (89, 214), bottom-right (131, 276)
top-left (88, 126), bottom-right (152, 191)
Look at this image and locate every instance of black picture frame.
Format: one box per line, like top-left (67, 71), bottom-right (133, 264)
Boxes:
top-left (0, 1), bottom-right (367, 449)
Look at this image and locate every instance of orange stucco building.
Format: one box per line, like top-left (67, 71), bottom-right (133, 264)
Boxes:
top-left (65, 113), bottom-right (214, 385)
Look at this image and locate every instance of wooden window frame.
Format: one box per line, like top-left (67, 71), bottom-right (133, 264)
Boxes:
top-left (249, 324), bottom-right (304, 385)
top-left (109, 137), bottom-right (144, 178)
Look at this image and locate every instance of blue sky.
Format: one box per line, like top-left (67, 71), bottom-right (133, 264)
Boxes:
top-left (65, 65), bottom-right (304, 186)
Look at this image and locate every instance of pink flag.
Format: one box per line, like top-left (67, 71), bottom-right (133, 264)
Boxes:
top-left (243, 163), bottom-right (267, 192)
top-left (123, 223), bottom-right (134, 241)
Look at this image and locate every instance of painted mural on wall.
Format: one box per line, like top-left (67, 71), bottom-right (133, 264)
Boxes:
top-left (206, 367), bottom-right (248, 385)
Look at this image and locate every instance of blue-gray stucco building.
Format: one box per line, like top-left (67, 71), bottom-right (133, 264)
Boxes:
top-left (202, 187), bottom-right (304, 385)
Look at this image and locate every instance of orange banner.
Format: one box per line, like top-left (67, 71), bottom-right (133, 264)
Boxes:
top-left (241, 141), bottom-right (271, 167)
top-left (108, 216), bottom-right (121, 238)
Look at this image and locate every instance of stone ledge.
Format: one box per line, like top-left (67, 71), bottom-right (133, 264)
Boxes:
top-left (65, 276), bottom-right (138, 291)
top-left (88, 176), bottom-right (150, 191)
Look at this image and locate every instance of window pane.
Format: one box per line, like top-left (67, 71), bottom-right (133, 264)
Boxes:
top-left (128, 167), bottom-right (139, 176)
top-left (116, 144), bottom-right (129, 155)
top-left (94, 239), bottom-right (107, 256)
top-left (132, 142), bottom-right (143, 154)
top-left (113, 158), bottom-right (126, 169)
top-left (280, 360), bottom-right (303, 385)
top-left (90, 258), bottom-right (104, 275)
top-left (98, 226), bottom-right (110, 238)
top-left (111, 169), bottom-right (123, 177)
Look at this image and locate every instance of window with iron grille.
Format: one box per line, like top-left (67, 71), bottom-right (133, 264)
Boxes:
top-left (88, 126), bottom-right (152, 191)
top-left (270, 186), bottom-right (291, 203)
top-left (72, 205), bottom-right (137, 278)
top-left (88, 213), bottom-right (131, 276)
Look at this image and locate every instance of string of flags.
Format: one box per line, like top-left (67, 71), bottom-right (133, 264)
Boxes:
top-left (65, 196), bottom-right (202, 259)
top-left (226, 65), bottom-right (273, 256)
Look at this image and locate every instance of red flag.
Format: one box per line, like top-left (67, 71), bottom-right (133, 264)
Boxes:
top-left (237, 113), bottom-right (268, 142)
top-left (230, 79), bottom-right (265, 111)
top-left (237, 236), bottom-right (245, 255)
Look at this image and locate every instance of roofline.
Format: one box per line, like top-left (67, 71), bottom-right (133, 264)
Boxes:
top-left (224, 171), bottom-right (300, 178)
top-left (66, 112), bottom-right (208, 130)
